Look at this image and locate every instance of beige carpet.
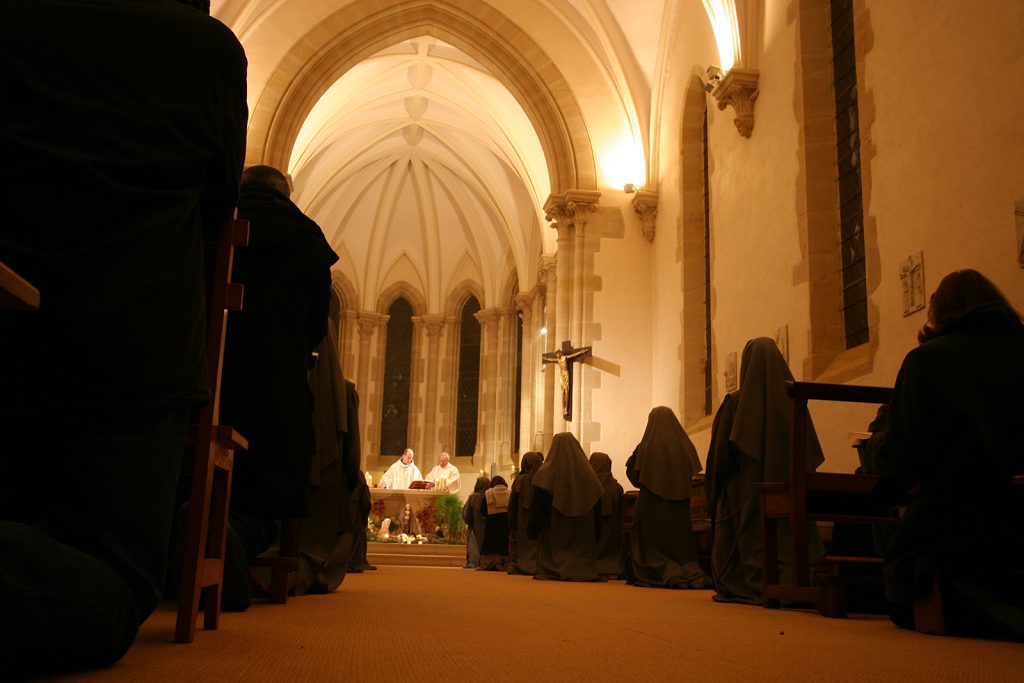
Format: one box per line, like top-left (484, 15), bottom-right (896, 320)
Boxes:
top-left (43, 567), bottom-right (1024, 682)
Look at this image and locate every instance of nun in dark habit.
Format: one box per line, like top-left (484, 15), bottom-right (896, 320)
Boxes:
top-left (625, 406), bottom-right (708, 589)
top-left (462, 476), bottom-right (490, 569)
top-left (706, 337), bottom-right (825, 605)
top-left (508, 451), bottom-right (544, 575)
top-left (479, 476), bottom-right (512, 570)
top-left (527, 432), bottom-right (605, 581)
top-left (294, 324), bottom-right (360, 594)
top-left (589, 452), bottom-right (624, 579)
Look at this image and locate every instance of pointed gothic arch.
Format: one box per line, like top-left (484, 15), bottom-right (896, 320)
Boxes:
top-left (246, 0), bottom-right (596, 195)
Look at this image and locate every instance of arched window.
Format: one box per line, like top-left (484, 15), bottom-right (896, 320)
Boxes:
top-left (681, 74), bottom-right (713, 425)
top-left (830, 0), bottom-right (868, 348)
top-left (379, 297), bottom-right (413, 456)
top-left (455, 296), bottom-right (481, 457)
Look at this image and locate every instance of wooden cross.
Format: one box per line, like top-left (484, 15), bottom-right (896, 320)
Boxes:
top-left (542, 340), bottom-right (592, 421)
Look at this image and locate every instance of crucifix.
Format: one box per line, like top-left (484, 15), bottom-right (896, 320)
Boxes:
top-left (542, 340), bottom-right (592, 421)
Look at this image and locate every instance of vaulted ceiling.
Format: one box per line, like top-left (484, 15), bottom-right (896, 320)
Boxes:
top-left (213, 0), bottom-right (739, 314)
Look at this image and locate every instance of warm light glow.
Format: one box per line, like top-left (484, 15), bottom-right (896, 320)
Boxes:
top-left (540, 326), bottom-right (548, 336)
top-left (702, 0), bottom-right (739, 72)
top-left (598, 134), bottom-right (645, 191)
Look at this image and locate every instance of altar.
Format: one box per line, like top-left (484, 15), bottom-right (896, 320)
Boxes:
top-left (370, 488), bottom-right (447, 536)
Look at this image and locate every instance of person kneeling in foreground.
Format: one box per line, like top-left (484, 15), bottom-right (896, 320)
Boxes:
top-left (626, 407), bottom-right (709, 589)
top-left (528, 432), bottom-right (605, 581)
top-left (862, 268), bottom-right (1024, 640)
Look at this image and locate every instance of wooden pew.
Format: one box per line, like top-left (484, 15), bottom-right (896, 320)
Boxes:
top-left (251, 518), bottom-right (301, 603)
top-left (756, 381), bottom-right (897, 616)
top-left (174, 218), bottom-right (249, 643)
top-left (689, 474), bottom-right (713, 577)
top-left (0, 260), bottom-right (40, 310)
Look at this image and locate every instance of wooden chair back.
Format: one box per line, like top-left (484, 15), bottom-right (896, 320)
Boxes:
top-left (757, 381), bottom-right (895, 612)
top-left (174, 218), bottom-right (249, 643)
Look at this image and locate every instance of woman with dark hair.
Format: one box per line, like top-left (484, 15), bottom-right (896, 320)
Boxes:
top-left (508, 452), bottom-right (544, 575)
top-left (528, 433), bottom-right (604, 581)
top-left (863, 269), bottom-right (1024, 639)
top-left (478, 476), bottom-right (512, 571)
top-left (461, 476), bottom-right (490, 569)
top-left (627, 407), bottom-right (709, 589)
top-left (589, 452), bottom-right (624, 579)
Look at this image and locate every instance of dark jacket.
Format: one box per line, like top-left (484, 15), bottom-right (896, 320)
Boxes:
top-left (222, 187), bottom-right (339, 518)
top-left (0, 0), bottom-right (247, 418)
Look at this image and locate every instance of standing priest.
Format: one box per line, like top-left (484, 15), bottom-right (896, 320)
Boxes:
top-left (378, 448), bottom-right (422, 489)
top-left (424, 452), bottom-right (461, 492)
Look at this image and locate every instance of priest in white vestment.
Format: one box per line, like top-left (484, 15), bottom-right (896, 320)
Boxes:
top-left (378, 448), bottom-right (422, 489)
top-left (423, 452), bottom-right (461, 493)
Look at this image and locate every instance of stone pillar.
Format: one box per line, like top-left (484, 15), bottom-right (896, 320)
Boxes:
top-left (474, 308), bottom-right (502, 474)
top-left (417, 315), bottom-right (445, 458)
top-left (355, 311), bottom-right (387, 467)
top-left (514, 292), bottom-right (534, 456)
top-left (537, 255), bottom-right (556, 451)
top-left (543, 191), bottom-right (600, 436)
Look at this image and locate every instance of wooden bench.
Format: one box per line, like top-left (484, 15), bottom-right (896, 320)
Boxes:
top-left (756, 381), bottom-right (897, 616)
top-left (174, 218), bottom-right (249, 643)
top-left (0, 260), bottom-right (40, 310)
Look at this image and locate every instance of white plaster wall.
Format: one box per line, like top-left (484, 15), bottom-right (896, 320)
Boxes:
top-left (587, 192), bottom-right (657, 486)
top-left (641, 0), bottom-right (1023, 476)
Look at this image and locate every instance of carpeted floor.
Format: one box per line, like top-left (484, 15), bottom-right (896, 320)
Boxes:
top-left (40, 566), bottom-right (1024, 682)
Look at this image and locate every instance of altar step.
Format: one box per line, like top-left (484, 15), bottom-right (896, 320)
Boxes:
top-left (367, 541), bottom-right (466, 568)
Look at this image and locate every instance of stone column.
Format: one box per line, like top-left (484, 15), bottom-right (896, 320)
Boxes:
top-left (514, 292), bottom-right (534, 456)
top-left (474, 307), bottom-right (501, 474)
top-left (537, 256), bottom-right (556, 450)
top-left (543, 191), bottom-right (600, 435)
top-left (417, 315), bottom-right (445, 458)
top-left (355, 311), bottom-right (386, 467)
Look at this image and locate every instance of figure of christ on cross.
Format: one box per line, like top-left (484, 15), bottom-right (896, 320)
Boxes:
top-left (542, 340), bottom-right (592, 421)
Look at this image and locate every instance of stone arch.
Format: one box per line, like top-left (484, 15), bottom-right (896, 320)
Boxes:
top-left (246, 0), bottom-right (596, 195)
top-left (444, 279), bottom-right (485, 318)
top-left (331, 271), bottom-right (358, 312)
top-left (376, 282), bottom-right (427, 316)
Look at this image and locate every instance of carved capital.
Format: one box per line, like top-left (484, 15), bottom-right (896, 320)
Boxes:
top-left (514, 293), bottom-right (533, 320)
top-left (712, 68), bottom-right (760, 138)
top-left (414, 314), bottom-right (446, 339)
top-left (543, 190), bottom-right (601, 238)
top-left (356, 311), bottom-right (385, 336)
top-left (473, 307), bottom-right (502, 333)
top-left (632, 190), bottom-right (658, 242)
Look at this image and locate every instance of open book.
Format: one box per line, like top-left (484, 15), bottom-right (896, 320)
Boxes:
top-left (848, 431), bottom-right (872, 447)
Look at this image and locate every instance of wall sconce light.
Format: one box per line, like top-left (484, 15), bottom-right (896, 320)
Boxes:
top-left (540, 325), bottom-right (548, 336)
top-left (705, 66), bottom-right (723, 92)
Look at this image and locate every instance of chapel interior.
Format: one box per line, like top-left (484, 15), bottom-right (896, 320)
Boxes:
top-left (18, 0), bottom-right (1024, 679)
top-left (242, 0), bottom-right (1023, 484)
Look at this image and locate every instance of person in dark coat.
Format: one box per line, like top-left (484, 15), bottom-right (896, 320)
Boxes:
top-left (221, 165), bottom-right (339, 569)
top-left (706, 338), bottom-right (825, 604)
top-left (347, 470), bottom-right (375, 573)
top-left (0, 0), bottom-right (245, 673)
top-left (528, 433), bottom-right (605, 581)
top-left (479, 476), bottom-right (512, 571)
top-left (589, 452), bottom-right (625, 579)
top-left (294, 322), bottom-right (361, 595)
top-left (626, 407), bottom-right (708, 589)
top-left (862, 269), bottom-right (1024, 639)
top-left (462, 476), bottom-right (490, 569)
top-left (508, 452), bottom-right (544, 575)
